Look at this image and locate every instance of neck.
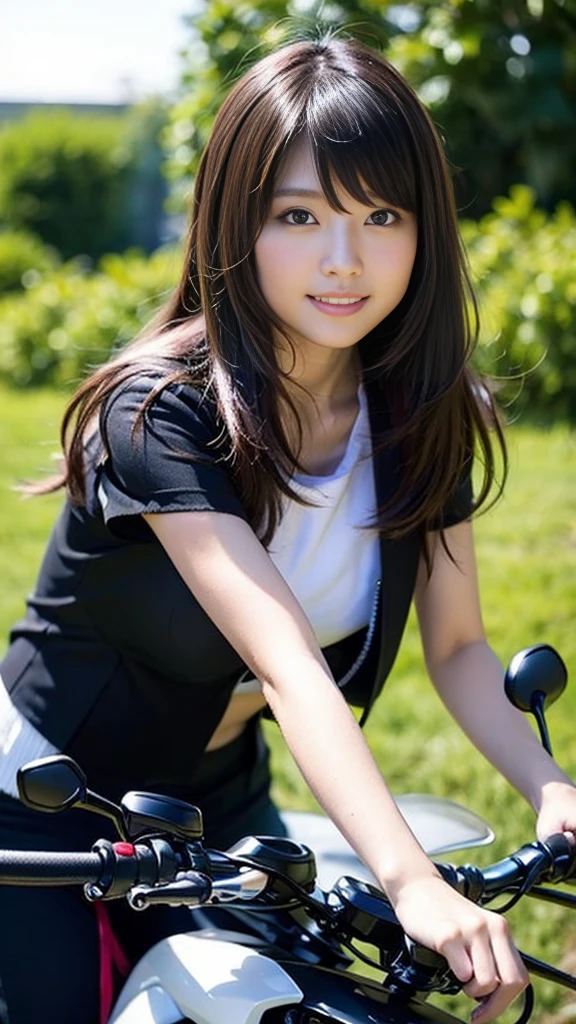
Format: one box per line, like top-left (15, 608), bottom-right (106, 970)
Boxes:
top-left (278, 343), bottom-right (360, 403)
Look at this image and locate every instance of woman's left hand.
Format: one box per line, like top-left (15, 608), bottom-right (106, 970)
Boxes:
top-left (536, 780), bottom-right (576, 844)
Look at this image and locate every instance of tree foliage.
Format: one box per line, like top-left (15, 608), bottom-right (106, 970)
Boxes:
top-left (0, 229), bottom-right (59, 295)
top-left (0, 248), bottom-right (179, 387)
top-left (0, 103), bottom-right (170, 261)
top-left (0, 112), bottom-right (135, 261)
top-left (463, 186), bottom-right (576, 420)
top-left (166, 0), bottom-right (576, 216)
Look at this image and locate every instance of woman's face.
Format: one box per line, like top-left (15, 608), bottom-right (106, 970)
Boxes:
top-left (254, 136), bottom-right (418, 358)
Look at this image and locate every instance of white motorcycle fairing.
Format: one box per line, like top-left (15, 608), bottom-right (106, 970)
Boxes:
top-left (108, 933), bottom-right (303, 1024)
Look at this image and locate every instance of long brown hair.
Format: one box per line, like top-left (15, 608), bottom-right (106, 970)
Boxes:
top-left (40, 34), bottom-right (506, 547)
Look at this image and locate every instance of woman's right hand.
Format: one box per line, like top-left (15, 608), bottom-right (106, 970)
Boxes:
top-left (391, 874), bottom-right (529, 1023)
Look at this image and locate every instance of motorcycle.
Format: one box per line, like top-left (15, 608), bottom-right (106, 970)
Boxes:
top-left (1, 643), bottom-right (574, 1024)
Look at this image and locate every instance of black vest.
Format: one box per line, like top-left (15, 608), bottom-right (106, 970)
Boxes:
top-left (2, 379), bottom-right (421, 800)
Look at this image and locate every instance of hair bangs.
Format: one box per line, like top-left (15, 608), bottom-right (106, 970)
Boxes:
top-left (303, 77), bottom-right (418, 216)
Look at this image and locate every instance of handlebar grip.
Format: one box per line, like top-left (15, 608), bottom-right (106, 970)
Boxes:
top-left (435, 835), bottom-right (576, 907)
top-left (0, 849), bottom-right (104, 885)
top-left (540, 833), bottom-right (576, 882)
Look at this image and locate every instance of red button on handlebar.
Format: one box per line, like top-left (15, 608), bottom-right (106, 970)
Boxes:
top-left (113, 842), bottom-right (136, 856)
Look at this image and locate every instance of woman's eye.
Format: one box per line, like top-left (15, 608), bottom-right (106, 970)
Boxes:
top-left (277, 207), bottom-right (400, 227)
top-left (279, 208), bottom-right (316, 226)
top-left (367, 209), bottom-right (398, 227)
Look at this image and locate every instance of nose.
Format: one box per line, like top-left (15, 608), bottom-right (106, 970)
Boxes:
top-left (319, 220), bottom-right (362, 279)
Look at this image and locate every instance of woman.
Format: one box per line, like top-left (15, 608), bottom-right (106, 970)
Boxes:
top-left (1, 35), bottom-right (575, 1024)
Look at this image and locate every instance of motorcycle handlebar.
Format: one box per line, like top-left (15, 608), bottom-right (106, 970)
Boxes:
top-left (0, 833), bottom-right (574, 904)
top-left (0, 848), bottom-right (104, 885)
top-left (434, 834), bottom-right (576, 904)
top-left (0, 836), bottom-right (191, 899)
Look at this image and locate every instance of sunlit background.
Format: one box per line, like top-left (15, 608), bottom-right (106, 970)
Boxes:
top-left (0, 0), bottom-right (574, 411)
top-left (0, 0), bottom-right (194, 103)
top-left (0, 7), bottom-right (575, 1017)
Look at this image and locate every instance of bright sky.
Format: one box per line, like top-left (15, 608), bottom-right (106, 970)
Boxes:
top-left (0, 0), bottom-right (199, 104)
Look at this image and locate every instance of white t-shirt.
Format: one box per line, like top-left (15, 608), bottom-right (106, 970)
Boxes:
top-left (234, 386), bottom-right (380, 695)
top-left (269, 385), bottom-right (380, 648)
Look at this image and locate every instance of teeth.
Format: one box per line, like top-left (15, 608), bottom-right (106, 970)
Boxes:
top-left (312, 296), bottom-right (364, 305)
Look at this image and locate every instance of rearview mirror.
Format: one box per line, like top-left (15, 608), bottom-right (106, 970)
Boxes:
top-left (17, 755), bottom-right (87, 812)
top-left (17, 755), bottom-right (127, 837)
top-left (504, 644), bottom-right (567, 755)
top-left (505, 644), bottom-right (567, 713)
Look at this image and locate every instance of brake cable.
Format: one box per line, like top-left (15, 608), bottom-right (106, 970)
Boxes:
top-left (513, 983), bottom-right (535, 1024)
top-left (487, 858), bottom-right (550, 915)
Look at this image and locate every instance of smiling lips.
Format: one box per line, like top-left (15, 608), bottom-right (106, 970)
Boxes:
top-left (307, 294), bottom-right (369, 315)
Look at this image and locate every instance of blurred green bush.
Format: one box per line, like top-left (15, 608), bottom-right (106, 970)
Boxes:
top-left (0, 247), bottom-right (180, 387)
top-left (0, 111), bottom-right (150, 261)
top-left (0, 187), bottom-right (574, 420)
top-left (0, 229), bottom-right (59, 295)
top-left (463, 186), bottom-right (576, 421)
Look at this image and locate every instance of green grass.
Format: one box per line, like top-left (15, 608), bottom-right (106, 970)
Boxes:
top-left (0, 386), bottom-right (65, 630)
top-left (1, 383), bottom-right (576, 1020)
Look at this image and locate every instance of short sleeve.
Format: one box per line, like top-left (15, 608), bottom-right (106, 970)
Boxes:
top-left (439, 469), bottom-right (474, 529)
top-left (95, 376), bottom-right (248, 534)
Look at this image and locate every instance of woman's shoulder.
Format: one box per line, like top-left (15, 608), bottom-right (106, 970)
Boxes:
top-left (100, 358), bottom-right (220, 446)
top-left (90, 356), bottom-right (246, 534)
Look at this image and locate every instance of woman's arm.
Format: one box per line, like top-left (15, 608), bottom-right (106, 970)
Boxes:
top-left (144, 510), bottom-right (437, 887)
top-left (414, 521), bottom-right (576, 834)
top-left (144, 509), bottom-right (526, 1023)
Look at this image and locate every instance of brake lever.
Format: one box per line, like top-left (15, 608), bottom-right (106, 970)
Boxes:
top-left (128, 870), bottom-right (212, 910)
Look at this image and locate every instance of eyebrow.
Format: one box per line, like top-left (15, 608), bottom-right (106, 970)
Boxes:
top-left (272, 186), bottom-right (383, 204)
top-left (273, 187), bottom-right (323, 199)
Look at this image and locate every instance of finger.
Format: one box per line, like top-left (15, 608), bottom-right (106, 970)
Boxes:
top-left (470, 982), bottom-right (526, 1024)
top-left (439, 936), bottom-right (474, 985)
top-left (537, 823), bottom-right (576, 844)
top-left (469, 925), bottom-right (528, 1024)
top-left (461, 929), bottom-right (499, 1000)
top-left (490, 918), bottom-right (529, 992)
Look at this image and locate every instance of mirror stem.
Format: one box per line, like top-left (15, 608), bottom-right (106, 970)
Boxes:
top-left (80, 789), bottom-right (128, 840)
top-left (531, 692), bottom-right (553, 756)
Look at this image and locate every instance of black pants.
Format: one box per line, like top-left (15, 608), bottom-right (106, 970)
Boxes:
top-left (0, 724), bottom-right (286, 1024)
